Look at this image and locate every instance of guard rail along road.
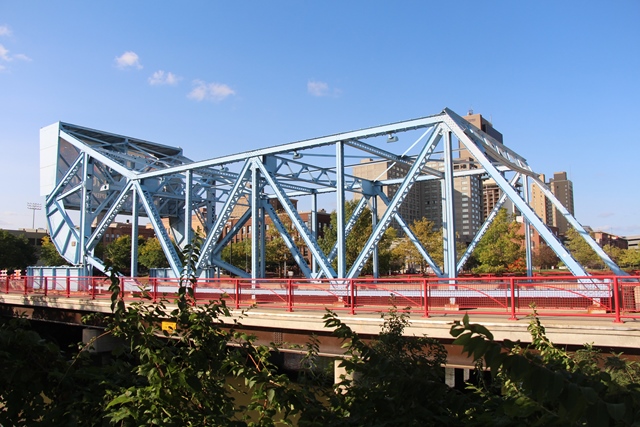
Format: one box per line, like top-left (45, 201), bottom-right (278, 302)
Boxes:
top-left (3, 273), bottom-right (640, 323)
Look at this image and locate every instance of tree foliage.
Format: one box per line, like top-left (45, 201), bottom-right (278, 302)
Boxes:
top-left (472, 209), bottom-right (524, 274)
top-left (0, 229), bottom-right (37, 271)
top-left (265, 213), bottom-right (297, 276)
top-left (103, 235), bottom-right (145, 276)
top-left (137, 237), bottom-right (170, 271)
top-left (2, 239), bottom-right (640, 426)
top-left (318, 200), bottom-right (398, 275)
top-left (532, 244), bottom-right (560, 270)
top-left (564, 228), bottom-right (605, 270)
top-left (39, 235), bottom-right (68, 266)
top-left (619, 248), bottom-right (640, 270)
top-left (451, 308), bottom-right (640, 426)
top-left (392, 218), bottom-right (442, 273)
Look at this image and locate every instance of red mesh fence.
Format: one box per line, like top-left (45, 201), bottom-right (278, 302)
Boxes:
top-left (2, 273), bottom-right (639, 322)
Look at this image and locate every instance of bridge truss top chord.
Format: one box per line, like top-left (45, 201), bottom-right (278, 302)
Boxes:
top-left (39, 108), bottom-right (625, 279)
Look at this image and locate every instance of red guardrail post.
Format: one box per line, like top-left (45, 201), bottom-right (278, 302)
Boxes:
top-left (119, 277), bottom-right (125, 300)
top-left (152, 277), bottom-right (158, 303)
top-left (423, 279), bottom-right (430, 318)
top-left (44, 277), bottom-right (48, 297)
top-left (287, 279), bottom-right (293, 312)
top-left (66, 276), bottom-right (71, 298)
top-left (4, 274), bottom-right (8, 294)
top-left (350, 279), bottom-right (355, 315)
top-left (23, 275), bottom-right (28, 296)
top-left (613, 276), bottom-right (622, 323)
top-left (235, 279), bottom-right (240, 310)
top-left (509, 277), bottom-right (517, 320)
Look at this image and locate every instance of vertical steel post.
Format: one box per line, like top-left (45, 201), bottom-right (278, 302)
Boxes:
top-left (251, 164), bottom-right (260, 279)
top-left (235, 279), bottom-right (240, 309)
top-left (130, 187), bottom-right (139, 278)
top-left (509, 277), bottom-right (517, 320)
top-left (371, 196), bottom-right (379, 279)
top-left (523, 175), bottom-right (533, 277)
top-left (79, 154), bottom-right (93, 266)
top-left (336, 142), bottom-right (346, 278)
top-left (311, 193), bottom-right (318, 275)
top-left (613, 276), bottom-right (622, 323)
top-left (442, 130), bottom-right (457, 278)
top-left (350, 279), bottom-right (355, 315)
top-left (184, 169), bottom-right (193, 246)
top-left (423, 278), bottom-right (430, 318)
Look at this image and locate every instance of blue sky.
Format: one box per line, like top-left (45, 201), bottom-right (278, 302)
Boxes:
top-left (0, 1), bottom-right (638, 236)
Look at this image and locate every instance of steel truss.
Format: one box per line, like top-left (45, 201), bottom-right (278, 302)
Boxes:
top-left (39, 108), bottom-right (625, 279)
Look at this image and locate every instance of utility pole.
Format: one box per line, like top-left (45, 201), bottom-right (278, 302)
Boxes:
top-left (27, 202), bottom-right (42, 229)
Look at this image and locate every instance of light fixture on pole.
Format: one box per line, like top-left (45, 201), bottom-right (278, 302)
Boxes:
top-left (292, 150), bottom-right (303, 159)
top-left (386, 133), bottom-right (398, 143)
top-left (27, 202), bottom-right (42, 229)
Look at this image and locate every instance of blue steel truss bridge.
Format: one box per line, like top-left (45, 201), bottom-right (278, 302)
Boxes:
top-left (39, 108), bottom-right (624, 280)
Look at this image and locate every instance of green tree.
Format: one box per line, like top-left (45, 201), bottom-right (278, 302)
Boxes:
top-left (532, 244), bottom-right (560, 270)
top-left (220, 238), bottom-right (252, 273)
top-left (0, 229), bottom-right (37, 271)
top-left (604, 244), bottom-right (624, 265)
top-left (619, 248), bottom-right (640, 270)
top-left (298, 308), bottom-right (464, 426)
top-left (472, 209), bottom-right (524, 274)
top-left (138, 237), bottom-right (170, 271)
top-left (39, 235), bottom-right (67, 266)
top-left (318, 200), bottom-right (396, 275)
top-left (265, 213), bottom-right (297, 276)
top-left (104, 235), bottom-right (144, 275)
top-left (564, 228), bottom-right (604, 270)
top-left (451, 309), bottom-right (640, 426)
top-left (392, 218), bottom-right (442, 273)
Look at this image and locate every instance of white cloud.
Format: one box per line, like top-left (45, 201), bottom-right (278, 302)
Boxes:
top-left (0, 44), bottom-right (10, 61)
top-left (149, 70), bottom-right (181, 86)
top-left (307, 79), bottom-right (342, 97)
top-left (115, 51), bottom-right (142, 69)
top-left (13, 53), bottom-right (31, 62)
top-left (0, 25), bottom-right (11, 37)
top-left (188, 80), bottom-right (235, 102)
top-left (0, 44), bottom-right (30, 63)
top-left (307, 80), bottom-right (329, 97)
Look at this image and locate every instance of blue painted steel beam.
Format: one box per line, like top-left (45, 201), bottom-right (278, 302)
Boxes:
top-left (441, 113), bottom-right (589, 277)
top-left (347, 127), bottom-right (441, 278)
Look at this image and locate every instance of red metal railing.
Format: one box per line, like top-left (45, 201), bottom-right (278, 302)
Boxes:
top-left (2, 273), bottom-right (640, 322)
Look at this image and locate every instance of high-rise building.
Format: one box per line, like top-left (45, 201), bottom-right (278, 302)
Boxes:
top-left (530, 171), bottom-right (574, 235)
top-left (530, 174), bottom-right (553, 226)
top-left (352, 159), bottom-right (425, 230)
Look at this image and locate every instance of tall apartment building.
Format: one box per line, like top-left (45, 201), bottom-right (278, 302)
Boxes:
top-left (352, 159), bottom-right (426, 230)
top-left (550, 172), bottom-right (574, 235)
top-left (530, 173), bottom-right (552, 226)
top-left (530, 172), bottom-right (574, 235)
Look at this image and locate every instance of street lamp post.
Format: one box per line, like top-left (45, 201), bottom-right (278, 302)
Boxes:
top-left (27, 202), bottom-right (42, 229)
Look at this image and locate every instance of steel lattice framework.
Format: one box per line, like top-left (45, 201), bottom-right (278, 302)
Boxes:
top-left (39, 108), bottom-right (625, 279)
